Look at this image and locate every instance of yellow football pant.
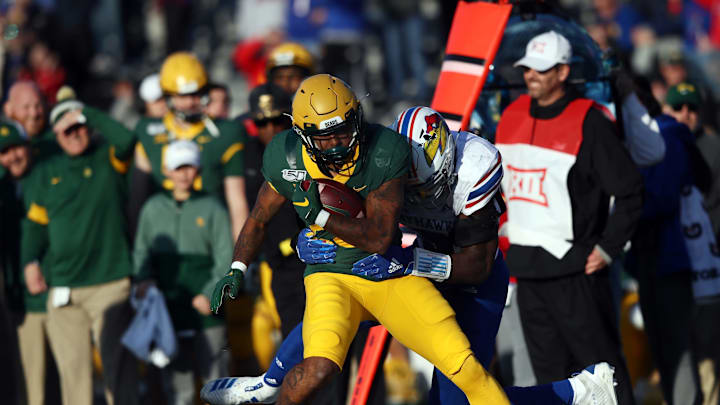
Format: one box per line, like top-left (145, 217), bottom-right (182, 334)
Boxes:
top-left (303, 272), bottom-right (509, 404)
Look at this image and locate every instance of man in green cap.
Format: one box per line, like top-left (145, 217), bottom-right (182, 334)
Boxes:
top-left (663, 82), bottom-right (703, 134)
top-left (23, 87), bottom-right (139, 405)
top-left (664, 82), bottom-right (720, 236)
top-left (664, 82), bottom-right (720, 404)
top-left (0, 118), bottom-right (57, 405)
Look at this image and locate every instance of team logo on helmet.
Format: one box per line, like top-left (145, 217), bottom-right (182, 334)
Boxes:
top-left (421, 113), bottom-right (448, 166)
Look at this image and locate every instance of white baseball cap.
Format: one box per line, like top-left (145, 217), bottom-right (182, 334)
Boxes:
top-left (139, 73), bottom-right (163, 103)
top-left (514, 31), bottom-right (572, 72)
top-left (165, 140), bottom-right (201, 170)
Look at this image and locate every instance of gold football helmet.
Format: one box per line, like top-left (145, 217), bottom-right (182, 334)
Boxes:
top-left (160, 52), bottom-right (208, 95)
top-left (266, 42), bottom-right (315, 76)
top-left (292, 74), bottom-right (364, 175)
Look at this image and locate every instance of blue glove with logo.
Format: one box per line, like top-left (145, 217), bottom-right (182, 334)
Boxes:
top-left (352, 245), bottom-right (414, 281)
top-left (296, 227), bottom-right (337, 264)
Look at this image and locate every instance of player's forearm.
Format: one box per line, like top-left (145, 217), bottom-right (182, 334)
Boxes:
top-left (323, 176), bottom-right (404, 253)
top-left (324, 215), bottom-right (395, 254)
top-left (232, 216), bottom-right (266, 265)
top-left (448, 239), bottom-right (497, 285)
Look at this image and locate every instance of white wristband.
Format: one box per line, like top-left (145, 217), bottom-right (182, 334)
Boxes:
top-left (410, 247), bottom-right (452, 282)
top-left (230, 261), bottom-right (248, 275)
top-left (315, 209), bottom-right (330, 228)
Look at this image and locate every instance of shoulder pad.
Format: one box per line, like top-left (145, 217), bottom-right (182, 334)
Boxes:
top-left (452, 131), bottom-right (503, 216)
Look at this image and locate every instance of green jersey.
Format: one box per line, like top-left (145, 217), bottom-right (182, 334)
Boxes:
top-left (134, 114), bottom-right (247, 196)
top-left (261, 123), bottom-right (410, 278)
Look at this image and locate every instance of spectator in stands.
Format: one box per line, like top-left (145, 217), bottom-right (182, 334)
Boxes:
top-left (626, 79), bottom-right (708, 405)
top-left (133, 140), bottom-right (232, 405)
top-left (18, 42), bottom-right (66, 104)
top-left (663, 82), bottom-right (720, 236)
top-left (4, 81), bottom-right (49, 141)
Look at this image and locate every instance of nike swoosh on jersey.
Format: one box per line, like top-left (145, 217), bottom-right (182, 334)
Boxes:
top-left (294, 198), bottom-right (310, 207)
top-left (352, 185), bottom-right (368, 192)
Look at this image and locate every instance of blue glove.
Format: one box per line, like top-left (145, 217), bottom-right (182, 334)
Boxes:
top-left (352, 245), bottom-right (414, 280)
top-left (296, 227), bottom-right (337, 264)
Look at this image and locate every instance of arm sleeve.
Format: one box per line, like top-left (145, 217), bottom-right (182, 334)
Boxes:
top-left (453, 195), bottom-right (503, 247)
top-left (132, 202), bottom-right (154, 281)
top-left (221, 121), bottom-right (247, 177)
top-left (201, 201), bottom-right (234, 298)
top-left (621, 92), bottom-right (666, 167)
top-left (586, 109), bottom-right (644, 258)
top-left (20, 218), bottom-right (48, 267)
top-left (82, 106), bottom-right (136, 159)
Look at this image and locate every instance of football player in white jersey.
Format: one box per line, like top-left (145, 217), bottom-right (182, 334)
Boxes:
top-left (201, 107), bottom-right (618, 405)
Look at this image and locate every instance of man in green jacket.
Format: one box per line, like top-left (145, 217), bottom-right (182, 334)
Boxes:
top-left (23, 89), bottom-right (138, 405)
top-left (134, 140), bottom-right (232, 405)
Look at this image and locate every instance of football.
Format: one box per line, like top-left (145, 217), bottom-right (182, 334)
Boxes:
top-left (302, 178), bottom-right (365, 218)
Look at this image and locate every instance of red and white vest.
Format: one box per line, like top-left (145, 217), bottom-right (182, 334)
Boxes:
top-left (495, 95), bottom-right (593, 259)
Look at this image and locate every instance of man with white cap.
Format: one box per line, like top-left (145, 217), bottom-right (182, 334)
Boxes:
top-left (495, 30), bottom-right (642, 404)
top-left (133, 139), bottom-right (232, 405)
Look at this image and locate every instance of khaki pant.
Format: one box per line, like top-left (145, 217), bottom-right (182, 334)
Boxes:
top-left (46, 277), bottom-right (137, 405)
top-left (16, 312), bottom-right (49, 405)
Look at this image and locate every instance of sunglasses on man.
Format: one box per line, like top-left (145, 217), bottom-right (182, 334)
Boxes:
top-left (521, 65), bottom-right (558, 74)
top-left (670, 103), bottom-right (699, 112)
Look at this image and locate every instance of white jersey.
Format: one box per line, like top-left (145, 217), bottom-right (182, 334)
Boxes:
top-left (400, 131), bottom-right (503, 238)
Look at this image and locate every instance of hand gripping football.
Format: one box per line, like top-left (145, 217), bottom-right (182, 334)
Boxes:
top-left (301, 179), bottom-right (365, 218)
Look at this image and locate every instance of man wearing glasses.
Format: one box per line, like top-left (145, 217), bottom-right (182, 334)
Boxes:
top-left (495, 31), bottom-right (642, 404)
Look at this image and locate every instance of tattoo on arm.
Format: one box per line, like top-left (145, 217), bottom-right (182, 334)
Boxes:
top-left (286, 365), bottom-right (305, 389)
top-left (276, 366), bottom-right (305, 405)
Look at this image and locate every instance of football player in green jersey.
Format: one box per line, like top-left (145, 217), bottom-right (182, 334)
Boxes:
top-left (211, 74), bottom-right (510, 404)
top-left (133, 52), bottom-right (249, 238)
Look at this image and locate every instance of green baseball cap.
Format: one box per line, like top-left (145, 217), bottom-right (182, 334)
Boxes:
top-left (666, 82), bottom-right (702, 108)
top-left (0, 120), bottom-right (27, 152)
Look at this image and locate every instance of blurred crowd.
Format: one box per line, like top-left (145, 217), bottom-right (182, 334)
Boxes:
top-left (0, 0), bottom-right (720, 405)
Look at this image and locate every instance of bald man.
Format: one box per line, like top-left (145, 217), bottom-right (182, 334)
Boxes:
top-left (4, 81), bottom-right (48, 138)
